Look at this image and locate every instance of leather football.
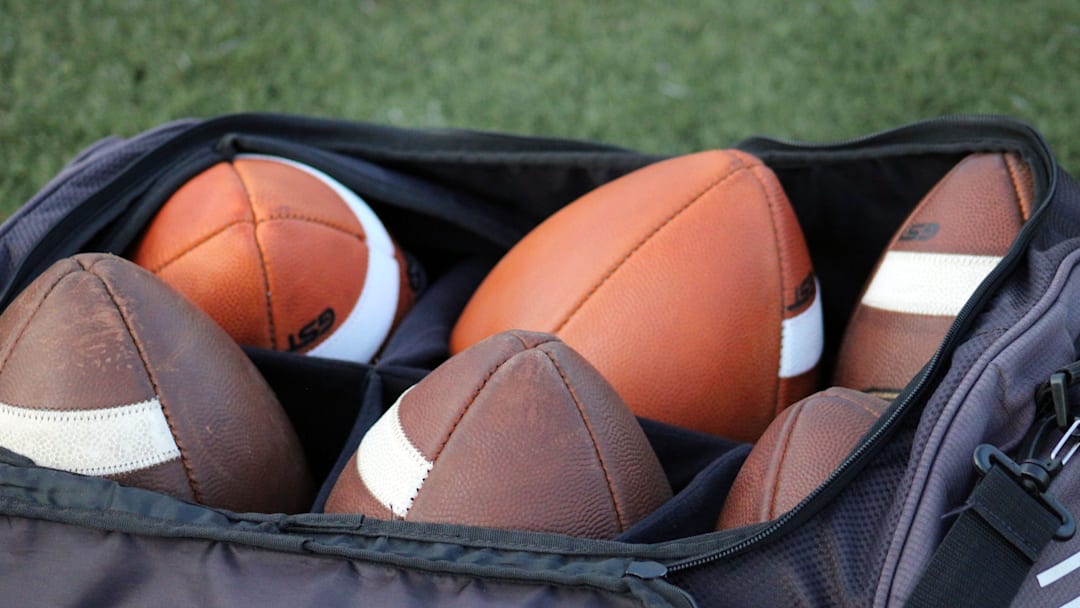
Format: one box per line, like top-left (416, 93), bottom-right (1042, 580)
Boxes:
top-left (450, 150), bottom-right (824, 442)
top-left (833, 152), bottom-right (1034, 398)
top-left (717, 387), bottom-right (889, 530)
top-left (324, 330), bottom-right (673, 539)
top-left (0, 254), bottom-right (314, 513)
top-left (130, 154), bottom-right (414, 364)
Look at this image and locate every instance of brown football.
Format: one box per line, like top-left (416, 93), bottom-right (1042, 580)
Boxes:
top-left (717, 387), bottom-right (889, 530)
top-left (324, 330), bottom-right (672, 539)
top-left (0, 253), bottom-right (313, 513)
top-left (449, 150), bottom-right (824, 442)
top-left (833, 152), bottom-right (1034, 398)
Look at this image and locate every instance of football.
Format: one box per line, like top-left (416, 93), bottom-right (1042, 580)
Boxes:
top-left (324, 330), bottom-right (672, 539)
top-left (717, 387), bottom-right (889, 530)
top-left (832, 152), bottom-right (1034, 398)
top-left (129, 154), bottom-right (415, 364)
top-left (449, 150), bottom-right (824, 442)
top-left (0, 253), bottom-right (314, 513)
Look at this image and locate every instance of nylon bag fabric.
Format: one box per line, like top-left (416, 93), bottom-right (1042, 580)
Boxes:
top-left (0, 113), bottom-right (1077, 607)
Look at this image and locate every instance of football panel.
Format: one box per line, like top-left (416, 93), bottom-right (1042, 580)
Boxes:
top-left (396, 331), bottom-right (558, 461)
top-left (0, 268), bottom-right (155, 410)
top-left (449, 150), bottom-right (754, 355)
top-left (717, 387), bottom-right (888, 530)
top-left (554, 165), bottom-right (787, 441)
top-left (154, 223), bottom-right (273, 349)
top-left (255, 219), bottom-right (371, 356)
top-left (533, 340), bottom-right (672, 527)
top-left (323, 451), bottom-right (394, 519)
top-left (407, 349), bottom-right (624, 538)
top-left (109, 458), bottom-right (196, 502)
top-left (833, 307), bottom-right (954, 396)
top-left (0, 258), bottom-right (84, 368)
top-left (890, 153), bottom-right (1032, 256)
top-left (130, 162), bottom-right (254, 272)
top-left (90, 255), bottom-right (314, 513)
top-left (233, 157), bottom-right (367, 235)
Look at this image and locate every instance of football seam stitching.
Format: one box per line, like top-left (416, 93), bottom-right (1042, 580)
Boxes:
top-left (1003, 153), bottom-right (1031, 222)
top-left (428, 339), bottom-right (549, 464)
top-left (744, 159), bottom-right (790, 419)
top-left (79, 453), bottom-right (180, 477)
top-left (831, 392), bottom-right (886, 418)
top-left (144, 215), bottom-right (368, 275)
top-left (233, 164), bottom-right (278, 350)
top-left (551, 154), bottom-right (750, 334)
top-left (538, 344), bottom-right (629, 532)
top-left (79, 258), bottom-right (205, 504)
top-left (0, 398), bottom-right (158, 419)
top-left (766, 401), bottom-right (804, 521)
top-left (0, 263), bottom-right (76, 376)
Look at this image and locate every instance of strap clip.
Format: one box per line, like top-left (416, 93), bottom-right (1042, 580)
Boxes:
top-left (974, 434), bottom-right (1077, 540)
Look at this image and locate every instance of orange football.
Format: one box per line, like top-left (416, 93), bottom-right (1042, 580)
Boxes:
top-left (450, 150), bottom-right (823, 442)
top-left (130, 155), bottom-right (414, 363)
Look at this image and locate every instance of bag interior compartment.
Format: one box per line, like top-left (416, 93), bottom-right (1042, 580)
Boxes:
top-left (204, 146), bottom-right (978, 539)
top-left (14, 134), bottom-right (1011, 541)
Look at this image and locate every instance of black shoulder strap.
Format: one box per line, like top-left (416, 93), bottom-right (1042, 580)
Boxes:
top-left (906, 446), bottom-right (1070, 608)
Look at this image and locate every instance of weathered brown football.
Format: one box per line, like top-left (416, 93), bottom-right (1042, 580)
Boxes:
top-left (0, 253), bottom-right (313, 513)
top-left (717, 387), bottom-right (889, 530)
top-left (833, 152), bottom-right (1034, 398)
top-left (325, 330), bottom-right (672, 539)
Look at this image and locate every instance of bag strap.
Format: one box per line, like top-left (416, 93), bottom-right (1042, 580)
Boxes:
top-left (906, 443), bottom-right (1075, 608)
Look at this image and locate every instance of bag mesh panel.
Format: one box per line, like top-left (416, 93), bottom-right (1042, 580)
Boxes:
top-left (0, 121), bottom-right (195, 288)
top-left (668, 427), bottom-right (913, 608)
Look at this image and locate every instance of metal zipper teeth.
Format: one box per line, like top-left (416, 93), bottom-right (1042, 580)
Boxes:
top-left (665, 119), bottom-right (1059, 575)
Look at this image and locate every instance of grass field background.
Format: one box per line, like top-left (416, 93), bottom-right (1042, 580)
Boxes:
top-left (2, 1), bottom-right (1079, 218)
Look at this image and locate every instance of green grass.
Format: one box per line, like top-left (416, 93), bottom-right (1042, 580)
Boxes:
top-left (2, 1), bottom-right (1079, 217)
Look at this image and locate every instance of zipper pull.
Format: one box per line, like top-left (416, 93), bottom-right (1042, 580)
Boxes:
top-left (625, 561), bottom-right (668, 579)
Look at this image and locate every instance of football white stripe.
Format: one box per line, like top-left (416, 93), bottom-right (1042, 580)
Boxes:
top-left (356, 387), bottom-right (432, 518)
top-left (0, 398), bottom-right (180, 476)
top-left (861, 251), bottom-right (1002, 316)
top-left (779, 279), bottom-right (824, 378)
top-left (238, 154), bottom-right (401, 364)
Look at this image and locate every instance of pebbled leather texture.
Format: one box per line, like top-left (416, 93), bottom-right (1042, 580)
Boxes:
top-left (449, 150), bottom-right (820, 442)
top-left (130, 158), bottom-right (411, 358)
top-left (325, 330), bottom-right (672, 539)
top-left (833, 152), bottom-right (1034, 397)
top-left (0, 253), bottom-right (313, 513)
top-left (717, 387), bottom-right (889, 530)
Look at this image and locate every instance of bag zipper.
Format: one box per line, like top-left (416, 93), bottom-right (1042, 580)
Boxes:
top-left (661, 115), bottom-right (1060, 575)
top-left (0, 113), bottom-right (1060, 584)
